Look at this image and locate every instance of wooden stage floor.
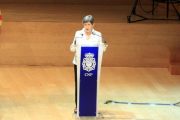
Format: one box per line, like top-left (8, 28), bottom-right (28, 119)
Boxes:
top-left (0, 66), bottom-right (180, 120)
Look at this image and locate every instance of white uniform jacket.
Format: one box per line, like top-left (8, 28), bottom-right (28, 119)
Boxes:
top-left (70, 28), bottom-right (103, 65)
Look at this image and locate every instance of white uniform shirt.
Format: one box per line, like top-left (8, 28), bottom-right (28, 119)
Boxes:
top-left (70, 28), bottom-right (102, 65)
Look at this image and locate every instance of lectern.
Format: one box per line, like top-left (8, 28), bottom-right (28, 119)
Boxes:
top-left (75, 44), bottom-right (105, 118)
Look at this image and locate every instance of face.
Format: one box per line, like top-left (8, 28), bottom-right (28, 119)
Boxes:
top-left (83, 22), bottom-right (94, 34)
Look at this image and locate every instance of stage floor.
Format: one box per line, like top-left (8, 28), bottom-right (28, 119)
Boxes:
top-left (0, 66), bottom-right (179, 120)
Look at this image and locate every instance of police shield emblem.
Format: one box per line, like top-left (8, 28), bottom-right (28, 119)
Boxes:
top-left (82, 53), bottom-right (96, 72)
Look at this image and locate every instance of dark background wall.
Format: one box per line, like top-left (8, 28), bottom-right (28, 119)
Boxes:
top-left (0, 0), bottom-right (152, 5)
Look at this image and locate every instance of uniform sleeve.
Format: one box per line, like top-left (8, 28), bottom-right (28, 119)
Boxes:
top-left (70, 32), bottom-right (77, 52)
top-left (99, 32), bottom-right (107, 52)
top-left (99, 33), bottom-right (103, 44)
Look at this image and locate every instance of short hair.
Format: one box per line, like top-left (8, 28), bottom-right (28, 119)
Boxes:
top-left (82, 15), bottom-right (94, 25)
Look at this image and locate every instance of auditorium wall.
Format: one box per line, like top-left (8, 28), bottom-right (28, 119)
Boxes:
top-left (0, 0), bottom-right (151, 5)
top-left (0, 3), bottom-right (180, 67)
top-left (0, 22), bottom-right (180, 67)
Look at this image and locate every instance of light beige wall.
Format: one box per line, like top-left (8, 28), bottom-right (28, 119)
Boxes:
top-left (0, 22), bottom-right (180, 67)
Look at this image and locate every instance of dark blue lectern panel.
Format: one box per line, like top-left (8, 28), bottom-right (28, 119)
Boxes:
top-left (79, 47), bottom-right (98, 116)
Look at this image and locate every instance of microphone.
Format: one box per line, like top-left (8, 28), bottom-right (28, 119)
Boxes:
top-left (92, 32), bottom-right (107, 45)
top-left (74, 33), bottom-right (84, 45)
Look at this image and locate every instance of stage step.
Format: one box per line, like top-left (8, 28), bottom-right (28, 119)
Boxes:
top-left (169, 49), bottom-right (180, 75)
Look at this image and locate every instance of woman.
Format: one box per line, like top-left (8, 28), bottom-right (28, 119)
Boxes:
top-left (70, 15), bottom-right (103, 113)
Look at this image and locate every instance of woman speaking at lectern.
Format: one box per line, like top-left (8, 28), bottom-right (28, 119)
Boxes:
top-left (70, 15), bottom-right (104, 113)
